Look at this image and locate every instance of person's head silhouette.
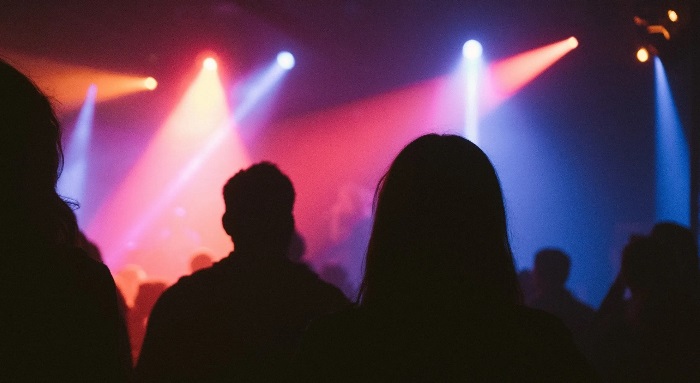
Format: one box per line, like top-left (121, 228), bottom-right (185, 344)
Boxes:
top-left (222, 162), bottom-right (295, 255)
top-left (0, 59), bottom-right (77, 245)
top-left (360, 134), bottom-right (520, 307)
top-left (533, 248), bottom-right (571, 292)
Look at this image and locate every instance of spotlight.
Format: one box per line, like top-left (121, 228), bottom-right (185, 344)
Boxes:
top-left (567, 37), bottom-right (579, 49)
top-left (144, 77), bottom-right (158, 91)
top-left (462, 40), bottom-right (483, 59)
top-left (203, 57), bottom-right (218, 71)
top-left (637, 47), bottom-right (650, 62)
top-left (668, 10), bottom-right (678, 22)
top-left (276, 51), bottom-right (295, 70)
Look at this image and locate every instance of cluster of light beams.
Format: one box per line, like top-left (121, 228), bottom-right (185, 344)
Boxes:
top-left (1, 51), bottom-right (157, 110)
top-left (87, 53), bottom-right (295, 278)
top-left (654, 57), bottom-right (689, 225)
top-left (87, 60), bottom-right (237, 274)
top-left (483, 37), bottom-right (578, 113)
top-left (57, 84), bottom-right (98, 223)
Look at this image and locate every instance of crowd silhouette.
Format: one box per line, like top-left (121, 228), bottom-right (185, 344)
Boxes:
top-left (2, 58), bottom-right (699, 382)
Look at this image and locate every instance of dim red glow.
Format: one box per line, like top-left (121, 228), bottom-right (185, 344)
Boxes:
top-left (0, 50), bottom-right (155, 110)
top-left (87, 64), bottom-right (249, 281)
top-left (483, 37), bottom-right (578, 113)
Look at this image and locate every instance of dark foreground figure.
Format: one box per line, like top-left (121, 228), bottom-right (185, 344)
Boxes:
top-left (592, 223), bottom-right (700, 382)
top-left (0, 59), bottom-right (131, 381)
top-left (296, 134), bottom-right (594, 382)
top-left (136, 163), bottom-right (348, 381)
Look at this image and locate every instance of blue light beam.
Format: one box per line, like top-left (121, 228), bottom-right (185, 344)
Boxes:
top-left (57, 84), bottom-right (97, 223)
top-left (232, 60), bottom-right (289, 125)
top-left (654, 57), bottom-right (689, 225)
top-left (462, 40), bottom-right (483, 143)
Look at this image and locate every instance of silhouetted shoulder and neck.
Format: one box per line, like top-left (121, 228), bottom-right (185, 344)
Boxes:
top-left (0, 59), bottom-right (131, 381)
top-left (528, 248), bottom-right (595, 348)
top-left (136, 162), bottom-right (349, 381)
top-left (296, 134), bottom-right (594, 381)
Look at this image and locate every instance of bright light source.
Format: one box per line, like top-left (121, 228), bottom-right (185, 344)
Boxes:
top-left (637, 47), bottom-right (650, 63)
top-left (567, 37), bottom-right (579, 49)
top-left (144, 77), bottom-right (158, 90)
top-left (203, 57), bottom-right (218, 71)
top-left (276, 51), bottom-right (295, 70)
top-left (668, 10), bottom-right (678, 22)
top-left (462, 40), bottom-right (483, 59)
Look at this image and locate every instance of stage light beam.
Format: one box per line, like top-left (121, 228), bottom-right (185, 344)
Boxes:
top-left (203, 57), bottom-right (218, 71)
top-left (0, 50), bottom-right (160, 109)
top-left (668, 10), bottom-right (678, 22)
top-left (654, 57), bottom-right (689, 225)
top-left (484, 36), bottom-right (579, 112)
top-left (57, 84), bottom-right (98, 224)
top-left (637, 47), bottom-right (650, 62)
top-left (463, 40), bottom-right (483, 60)
top-left (144, 77), bottom-right (158, 90)
top-left (276, 51), bottom-right (295, 70)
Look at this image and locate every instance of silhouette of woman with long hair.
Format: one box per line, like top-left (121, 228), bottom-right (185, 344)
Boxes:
top-left (0, 59), bottom-right (131, 381)
top-left (297, 134), bottom-right (593, 381)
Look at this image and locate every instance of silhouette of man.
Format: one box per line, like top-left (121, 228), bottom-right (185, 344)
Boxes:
top-left (528, 248), bottom-right (595, 346)
top-left (136, 162), bottom-right (349, 381)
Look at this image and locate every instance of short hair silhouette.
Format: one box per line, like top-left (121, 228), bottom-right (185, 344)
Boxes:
top-left (359, 134), bottom-right (520, 306)
top-left (222, 162), bottom-right (295, 253)
top-left (534, 248), bottom-right (571, 289)
top-left (0, 59), bottom-right (77, 245)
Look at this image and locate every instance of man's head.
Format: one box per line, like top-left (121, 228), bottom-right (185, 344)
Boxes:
top-left (533, 248), bottom-right (571, 291)
top-left (222, 162), bottom-right (295, 254)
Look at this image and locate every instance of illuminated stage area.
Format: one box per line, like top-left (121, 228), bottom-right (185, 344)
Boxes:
top-left (1, 0), bottom-right (692, 308)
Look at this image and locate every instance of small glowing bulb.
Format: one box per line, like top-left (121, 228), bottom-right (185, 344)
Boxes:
top-left (144, 77), bottom-right (158, 90)
top-left (276, 51), bottom-right (295, 70)
top-left (636, 47), bottom-right (649, 63)
top-left (203, 57), bottom-right (218, 71)
top-left (668, 10), bottom-right (678, 22)
top-left (567, 37), bottom-right (579, 49)
top-left (462, 40), bottom-right (483, 59)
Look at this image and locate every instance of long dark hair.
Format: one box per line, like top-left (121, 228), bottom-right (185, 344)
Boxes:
top-left (359, 134), bottom-right (520, 308)
top-left (0, 59), bottom-right (78, 246)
